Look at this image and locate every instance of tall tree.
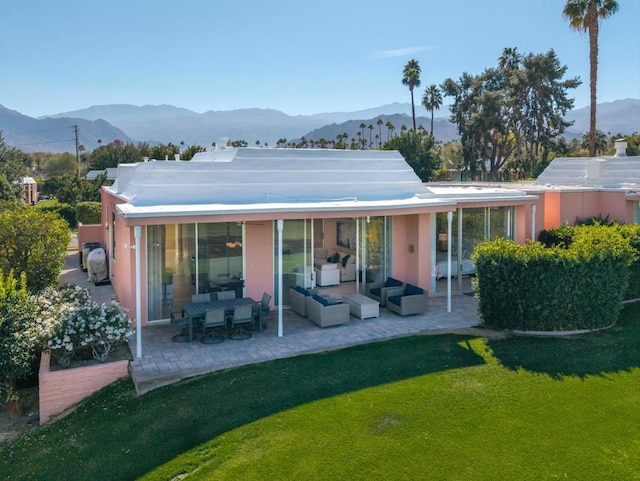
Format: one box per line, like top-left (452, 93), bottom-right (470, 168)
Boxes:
top-left (443, 49), bottom-right (579, 180)
top-left (376, 118), bottom-right (383, 148)
top-left (402, 59), bottom-right (421, 131)
top-left (563, 0), bottom-right (619, 157)
top-left (421, 84), bottom-right (443, 136)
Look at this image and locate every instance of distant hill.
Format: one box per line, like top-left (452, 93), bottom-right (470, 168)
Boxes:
top-left (298, 114), bottom-right (459, 145)
top-left (2, 98), bottom-right (636, 153)
top-left (0, 105), bottom-right (131, 153)
top-left (44, 105), bottom-right (328, 147)
top-left (564, 98), bottom-right (640, 137)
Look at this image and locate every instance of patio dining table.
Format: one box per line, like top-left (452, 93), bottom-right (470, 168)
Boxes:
top-left (181, 297), bottom-right (261, 342)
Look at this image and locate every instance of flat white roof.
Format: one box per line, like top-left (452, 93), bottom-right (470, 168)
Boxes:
top-left (535, 155), bottom-right (640, 189)
top-left (107, 148), bottom-right (538, 219)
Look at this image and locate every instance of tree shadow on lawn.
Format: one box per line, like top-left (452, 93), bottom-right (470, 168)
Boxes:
top-left (486, 303), bottom-right (640, 380)
top-left (1, 333), bottom-right (486, 481)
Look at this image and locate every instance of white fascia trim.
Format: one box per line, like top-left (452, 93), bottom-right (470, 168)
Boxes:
top-left (115, 198), bottom-right (460, 219)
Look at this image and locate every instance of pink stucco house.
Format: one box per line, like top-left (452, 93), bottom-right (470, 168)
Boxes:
top-left (100, 143), bottom-right (640, 358)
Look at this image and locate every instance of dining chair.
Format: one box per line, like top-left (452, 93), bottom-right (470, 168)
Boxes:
top-left (191, 293), bottom-right (210, 303)
top-left (170, 311), bottom-right (190, 343)
top-left (216, 290), bottom-right (236, 301)
top-left (229, 304), bottom-right (253, 340)
top-left (201, 308), bottom-right (226, 344)
top-left (249, 292), bottom-right (271, 331)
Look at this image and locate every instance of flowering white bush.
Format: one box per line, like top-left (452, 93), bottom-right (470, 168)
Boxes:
top-left (31, 284), bottom-right (90, 350)
top-left (37, 285), bottom-right (133, 368)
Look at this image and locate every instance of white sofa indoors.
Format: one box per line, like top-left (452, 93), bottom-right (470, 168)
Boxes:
top-left (314, 248), bottom-right (357, 282)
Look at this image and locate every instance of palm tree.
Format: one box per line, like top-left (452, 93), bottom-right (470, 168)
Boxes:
top-left (563, 0), bottom-right (619, 157)
top-left (498, 46), bottom-right (522, 71)
top-left (376, 118), bottom-right (383, 148)
top-left (368, 124), bottom-right (374, 149)
top-left (385, 121), bottom-right (395, 141)
top-left (402, 59), bottom-right (421, 131)
top-left (421, 84), bottom-right (443, 137)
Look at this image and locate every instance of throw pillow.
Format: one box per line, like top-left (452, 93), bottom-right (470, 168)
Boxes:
top-left (405, 283), bottom-right (423, 296)
top-left (384, 277), bottom-right (403, 288)
top-left (330, 252), bottom-right (340, 263)
top-left (341, 254), bottom-right (350, 267)
top-left (294, 285), bottom-right (309, 296)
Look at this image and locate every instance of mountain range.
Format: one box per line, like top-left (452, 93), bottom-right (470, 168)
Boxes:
top-left (0, 99), bottom-right (638, 153)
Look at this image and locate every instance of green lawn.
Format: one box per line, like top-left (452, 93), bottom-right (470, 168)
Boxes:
top-left (2, 304), bottom-right (639, 481)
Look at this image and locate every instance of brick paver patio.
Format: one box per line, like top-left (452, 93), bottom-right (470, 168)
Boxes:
top-left (60, 248), bottom-right (481, 395)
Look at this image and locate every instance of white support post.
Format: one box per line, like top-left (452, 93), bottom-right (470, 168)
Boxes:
top-left (277, 219), bottom-right (284, 338)
top-left (355, 218), bottom-right (360, 294)
top-left (531, 204), bottom-right (537, 241)
top-left (134, 225), bottom-right (142, 359)
top-left (446, 211), bottom-right (453, 313)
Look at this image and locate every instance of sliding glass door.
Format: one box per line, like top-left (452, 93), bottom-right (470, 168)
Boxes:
top-left (146, 222), bottom-right (243, 322)
top-left (433, 207), bottom-right (514, 294)
top-left (275, 219), bottom-right (313, 305)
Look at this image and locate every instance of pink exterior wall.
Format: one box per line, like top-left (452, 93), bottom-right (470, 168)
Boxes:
top-left (244, 221), bottom-right (274, 305)
top-left (38, 351), bottom-right (129, 424)
top-left (101, 190), bottom-right (137, 325)
top-left (77, 223), bottom-right (103, 247)
top-left (542, 190), bottom-right (632, 229)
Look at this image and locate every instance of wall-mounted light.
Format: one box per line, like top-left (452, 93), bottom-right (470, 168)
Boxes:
top-left (408, 244), bottom-right (415, 253)
top-left (105, 222), bottom-right (109, 230)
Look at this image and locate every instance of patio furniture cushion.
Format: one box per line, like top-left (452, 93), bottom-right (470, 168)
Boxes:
top-left (385, 277), bottom-right (403, 288)
top-left (405, 283), bottom-right (424, 296)
top-left (369, 286), bottom-right (382, 297)
top-left (313, 294), bottom-right (330, 306)
top-left (341, 254), bottom-right (350, 267)
top-left (387, 295), bottom-right (402, 306)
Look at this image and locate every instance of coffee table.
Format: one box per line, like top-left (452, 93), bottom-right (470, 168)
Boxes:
top-left (342, 294), bottom-right (379, 319)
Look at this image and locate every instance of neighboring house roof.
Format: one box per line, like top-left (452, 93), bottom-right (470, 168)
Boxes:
top-left (87, 168), bottom-right (117, 181)
top-left (535, 156), bottom-right (640, 190)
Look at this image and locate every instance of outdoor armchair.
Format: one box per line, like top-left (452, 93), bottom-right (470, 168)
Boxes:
top-left (305, 295), bottom-right (350, 328)
top-left (386, 283), bottom-right (428, 316)
top-left (366, 277), bottom-right (405, 306)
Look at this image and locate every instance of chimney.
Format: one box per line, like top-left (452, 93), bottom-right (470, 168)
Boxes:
top-left (218, 137), bottom-right (229, 150)
top-left (174, 154), bottom-right (180, 161)
top-left (614, 139), bottom-right (627, 157)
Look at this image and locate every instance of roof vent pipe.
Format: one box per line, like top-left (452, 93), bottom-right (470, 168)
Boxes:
top-left (614, 139), bottom-right (627, 157)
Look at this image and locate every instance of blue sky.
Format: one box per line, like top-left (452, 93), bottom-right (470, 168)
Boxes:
top-left (2, 0), bottom-right (639, 118)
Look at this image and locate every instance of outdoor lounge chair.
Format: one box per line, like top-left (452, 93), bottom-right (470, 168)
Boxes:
top-left (305, 295), bottom-right (350, 328)
top-left (386, 283), bottom-right (428, 316)
top-left (366, 277), bottom-right (405, 307)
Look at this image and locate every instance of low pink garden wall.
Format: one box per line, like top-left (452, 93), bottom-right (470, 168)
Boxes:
top-left (39, 351), bottom-right (130, 424)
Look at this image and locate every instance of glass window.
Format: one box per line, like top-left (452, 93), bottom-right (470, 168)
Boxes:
top-left (147, 224), bottom-right (195, 322)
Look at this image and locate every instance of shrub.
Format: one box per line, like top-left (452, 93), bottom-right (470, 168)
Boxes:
top-left (75, 201), bottom-right (101, 225)
top-left (0, 207), bottom-right (71, 293)
top-left (48, 299), bottom-right (133, 368)
top-left (474, 225), bottom-right (634, 331)
top-left (36, 202), bottom-right (77, 228)
top-left (0, 271), bottom-right (39, 399)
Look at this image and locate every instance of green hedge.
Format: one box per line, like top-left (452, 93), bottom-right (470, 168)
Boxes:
top-left (474, 225), bottom-right (635, 331)
top-left (35, 202), bottom-right (77, 228)
top-left (538, 223), bottom-right (640, 301)
top-left (76, 201), bottom-right (101, 225)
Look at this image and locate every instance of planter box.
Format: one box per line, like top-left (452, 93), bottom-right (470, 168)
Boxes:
top-left (38, 351), bottom-right (130, 424)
